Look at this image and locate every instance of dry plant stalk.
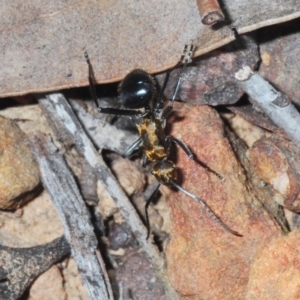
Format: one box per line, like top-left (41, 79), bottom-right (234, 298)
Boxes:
top-left (197, 0), bottom-right (225, 25)
top-left (235, 66), bottom-right (300, 148)
top-left (39, 94), bottom-right (179, 300)
top-left (0, 236), bottom-right (70, 299)
top-left (29, 133), bottom-right (113, 300)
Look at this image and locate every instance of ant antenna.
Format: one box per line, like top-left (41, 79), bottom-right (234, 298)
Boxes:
top-left (169, 180), bottom-right (242, 236)
top-left (84, 50), bottom-right (101, 108)
top-left (231, 27), bottom-right (239, 39)
top-left (171, 44), bottom-right (195, 106)
top-left (154, 71), bottom-right (170, 114)
top-left (162, 44), bottom-right (196, 119)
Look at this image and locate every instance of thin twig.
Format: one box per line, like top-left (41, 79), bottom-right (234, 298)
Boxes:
top-left (71, 100), bottom-right (138, 154)
top-left (28, 133), bottom-right (113, 300)
top-left (0, 236), bottom-right (70, 300)
top-left (197, 0), bottom-right (225, 25)
top-left (235, 66), bottom-right (300, 149)
top-left (39, 94), bottom-right (179, 300)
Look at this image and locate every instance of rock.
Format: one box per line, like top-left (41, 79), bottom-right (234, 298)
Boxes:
top-left (115, 250), bottom-right (166, 300)
top-left (249, 135), bottom-right (300, 212)
top-left (246, 229), bottom-right (300, 300)
top-left (0, 116), bottom-right (40, 209)
top-left (29, 265), bottom-right (66, 300)
top-left (165, 104), bottom-right (282, 299)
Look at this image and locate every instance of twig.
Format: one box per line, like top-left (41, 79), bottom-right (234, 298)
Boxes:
top-left (196, 0), bottom-right (225, 25)
top-left (235, 66), bottom-right (300, 149)
top-left (71, 100), bottom-right (138, 154)
top-left (39, 94), bottom-right (179, 300)
top-left (0, 236), bottom-right (69, 300)
top-left (28, 133), bottom-right (114, 300)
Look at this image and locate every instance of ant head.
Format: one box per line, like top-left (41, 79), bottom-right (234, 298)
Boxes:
top-left (118, 69), bottom-right (156, 109)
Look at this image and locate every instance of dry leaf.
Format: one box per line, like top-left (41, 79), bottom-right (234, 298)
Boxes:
top-left (1, 0), bottom-right (300, 97)
top-left (259, 18), bottom-right (300, 106)
top-left (156, 34), bottom-right (259, 106)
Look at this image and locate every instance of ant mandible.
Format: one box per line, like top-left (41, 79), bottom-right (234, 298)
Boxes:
top-left (84, 45), bottom-right (241, 238)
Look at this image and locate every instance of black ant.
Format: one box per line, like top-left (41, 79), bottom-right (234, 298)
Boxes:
top-left (84, 45), bottom-right (241, 238)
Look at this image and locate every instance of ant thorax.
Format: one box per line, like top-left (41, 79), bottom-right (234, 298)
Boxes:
top-left (136, 117), bottom-right (177, 185)
top-left (136, 118), bottom-right (167, 162)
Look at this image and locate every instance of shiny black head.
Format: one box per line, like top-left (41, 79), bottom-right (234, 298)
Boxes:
top-left (118, 69), bottom-right (156, 109)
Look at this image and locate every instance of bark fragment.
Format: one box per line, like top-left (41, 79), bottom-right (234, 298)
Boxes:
top-left (0, 236), bottom-right (69, 300)
top-left (197, 0), bottom-right (225, 25)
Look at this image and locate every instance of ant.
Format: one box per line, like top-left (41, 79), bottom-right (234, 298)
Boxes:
top-left (84, 45), bottom-right (241, 238)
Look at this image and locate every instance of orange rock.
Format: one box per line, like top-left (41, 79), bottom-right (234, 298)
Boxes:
top-left (29, 265), bottom-right (66, 300)
top-left (0, 116), bottom-right (40, 209)
top-left (165, 104), bottom-right (282, 299)
top-left (249, 136), bottom-right (300, 212)
top-left (246, 229), bottom-right (300, 300)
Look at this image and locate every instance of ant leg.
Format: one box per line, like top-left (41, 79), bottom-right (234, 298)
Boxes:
top-left (142, 154), bottom-right (149, 168)
top-left (145, 183), bottom-right (161, 239)
top-left (162, 44), bottom-right (196, 120)
top-left (154, 71), bottom-right (170, 115)
top-left (165, 136), bottom-right (194, 159)
top-left (155, 45), bottom-right (196, 116)
top-left (165, 135), bottom-right (224, 180)
top-left (84, 50), bottom-right (142, 116)
top-left (83, 50), bottom-right (99, 108)
top-left (168, 180), bottom-right (242, 236)
top-left (122, 137), bottom-right (143, 158)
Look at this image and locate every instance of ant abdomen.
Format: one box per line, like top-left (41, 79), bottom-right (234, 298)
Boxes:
top-left (118, 69), bottom-right (156, 109)
top-left (152, 160), bottom-right (177, 184)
